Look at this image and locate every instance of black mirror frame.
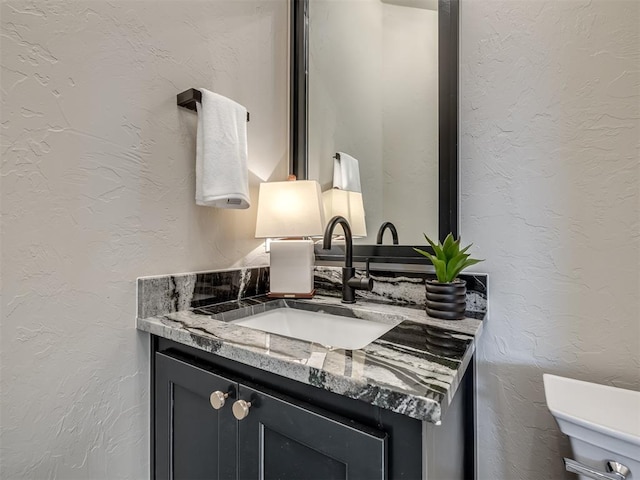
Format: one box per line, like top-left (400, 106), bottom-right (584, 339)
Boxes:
top-left (291, 0), bottom-right (459, 264)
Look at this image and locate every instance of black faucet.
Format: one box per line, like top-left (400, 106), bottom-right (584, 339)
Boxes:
top-left (376, 221), bottom-right (399, 245)
top-left (323, 216), bottom-right (373, 304)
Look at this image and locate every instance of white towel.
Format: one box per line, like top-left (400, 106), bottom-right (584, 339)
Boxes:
top-left (195, 89), bottom-right (250, 209)
top-left (333, 152), bottom-right (362, 193)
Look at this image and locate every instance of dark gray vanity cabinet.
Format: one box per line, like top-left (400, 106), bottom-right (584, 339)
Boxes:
top-left (237, 384), bottom-right (387, 480)
top-left (155, 352), bottom-right (237, 480)
top-left (154, 351), bottom-right (387, 480)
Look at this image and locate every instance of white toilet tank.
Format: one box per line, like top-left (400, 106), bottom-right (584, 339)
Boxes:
top-left (544, 374), bottom-right (640, 480)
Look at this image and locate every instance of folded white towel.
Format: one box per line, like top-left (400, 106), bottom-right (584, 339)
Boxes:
top-left (333, 152), bottom-right (362, 193)
top-left (195, 89), bottom-right (250, 209)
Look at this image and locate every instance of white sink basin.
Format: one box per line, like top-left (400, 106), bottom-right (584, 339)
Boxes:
top-left (232, 307), bottom-right (400, 350)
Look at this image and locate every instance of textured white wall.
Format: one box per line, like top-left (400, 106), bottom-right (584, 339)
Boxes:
top-left (460, 1), bottom-right (640, 479)
top-left (0, 1), bottom-right (288, 478)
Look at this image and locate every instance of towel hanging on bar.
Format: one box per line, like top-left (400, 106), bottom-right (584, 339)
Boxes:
top-left (195, 89), bottom-right (250, 209)
top-left (177, 88), bottom-right (250, 121)
top-left (333, 152), bottom-right (362, 193)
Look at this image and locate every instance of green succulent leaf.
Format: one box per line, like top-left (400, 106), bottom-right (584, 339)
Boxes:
top-left (423, 234), bottom-right (437, 251)
top-left (442, 234), bottom-right (456, 260)
top-left (446, 254), bottom-right (469, 282)
top-left (414, 247), bottom-right (448, 282)
top-left (423, 234), bottom-right (446, 262)
top-left (413, 247), bottom-right (431, 259)
top-left (451, 236), bottom-right (462, 259)
top-left (449, 258), bottom-right (484, 281)
top-left (431, 257), bottom-right (448, 283)
top-left (417, 233), bottom-right (484, 282)
top-left (413, 248), bottom-right (437, 265)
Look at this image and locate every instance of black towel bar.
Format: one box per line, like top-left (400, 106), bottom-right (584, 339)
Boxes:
top-left (177, 88), bottom-right (250, 122)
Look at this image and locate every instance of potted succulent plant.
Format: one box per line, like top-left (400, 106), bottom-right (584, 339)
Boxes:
top-left (414, 234), bottom-right (483, 320)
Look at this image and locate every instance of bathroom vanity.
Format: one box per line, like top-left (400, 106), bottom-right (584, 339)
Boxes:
top-left (154, 345), bottom-right (389, 479)
top-left (137, 267), bottom-right (486, 480)
top-left (139, 0), bottom-right (474, 475)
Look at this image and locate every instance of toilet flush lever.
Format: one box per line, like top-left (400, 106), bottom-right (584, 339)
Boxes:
top-left (564, 458), bottom-right (630, 480)
top-left (606, 461), bottom-right (631, 480)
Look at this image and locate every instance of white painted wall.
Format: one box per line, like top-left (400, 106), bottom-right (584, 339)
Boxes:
top-left (0, 1), bottom-right (288, 477)
top-left (460, 1), bottom-right (640, 479)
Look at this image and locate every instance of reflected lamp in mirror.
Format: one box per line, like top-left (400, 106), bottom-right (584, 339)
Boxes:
top-left (322, 189), bottom-right (367, 238)
top-left (255, 179), bottom-right (325, 297)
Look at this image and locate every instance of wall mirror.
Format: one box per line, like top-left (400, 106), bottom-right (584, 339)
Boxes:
top-left (291, 0), bottom-right (459, 263)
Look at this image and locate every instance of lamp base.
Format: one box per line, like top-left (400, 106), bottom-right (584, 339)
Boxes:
top-left (267, 289), bottom-right (316, 299)
top-left (269, 239), bottom-right (315, 296)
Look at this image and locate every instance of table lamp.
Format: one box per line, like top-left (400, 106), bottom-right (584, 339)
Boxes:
top-left (255, 178), bottom-right (326, 297)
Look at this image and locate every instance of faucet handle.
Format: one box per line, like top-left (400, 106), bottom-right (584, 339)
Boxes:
top-left (347, 275), bottom-right (373, 291)
top-left (346, 259), bottom-right (374, 292)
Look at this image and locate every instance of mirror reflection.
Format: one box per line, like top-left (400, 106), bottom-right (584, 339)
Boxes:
top-left (308, 0), bottom-right (439, 245)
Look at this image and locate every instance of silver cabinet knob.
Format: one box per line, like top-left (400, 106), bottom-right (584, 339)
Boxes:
top-left (232, 399), bottom-right (251, 420)
top-left (209, 391), bottom-right (229, 410)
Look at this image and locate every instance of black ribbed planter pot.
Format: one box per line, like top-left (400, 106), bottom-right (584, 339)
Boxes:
top-left (425, 279), bottom-right (467, 320)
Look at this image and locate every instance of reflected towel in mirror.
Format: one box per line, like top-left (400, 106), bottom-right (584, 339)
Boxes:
top-left (333, 152), bottom-right (362, 193)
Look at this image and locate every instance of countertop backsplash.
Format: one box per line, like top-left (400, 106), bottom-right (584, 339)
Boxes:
top-left (137, 267), bottom-right (270, 319)
top-left (314, 266), bottom-right (487, 319)
top-left (138, 265), bottom-right (487, 320)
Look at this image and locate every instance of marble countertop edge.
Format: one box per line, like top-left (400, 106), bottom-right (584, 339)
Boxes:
top-left (137, 300), bottom-right (482, 424)
top-left (138, 315), bottom-right (444, 422)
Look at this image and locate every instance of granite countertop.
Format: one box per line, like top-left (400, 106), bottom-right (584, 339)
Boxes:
top-left (137, 292), bottom-right (483, 424)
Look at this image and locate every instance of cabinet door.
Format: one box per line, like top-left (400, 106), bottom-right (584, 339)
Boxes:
top-left (237, 385), bottom-right (387, 480)
top-left (155, 353), bottom-right (237, 480)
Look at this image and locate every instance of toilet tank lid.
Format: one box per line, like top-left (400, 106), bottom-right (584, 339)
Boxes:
top-left (543, 374), bottom-right (640, 445)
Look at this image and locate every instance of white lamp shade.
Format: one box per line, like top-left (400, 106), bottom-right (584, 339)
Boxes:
top-left (255, 180), bottom-right (326, 238)
top-left (322, 189), bottom-right (367, 238)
